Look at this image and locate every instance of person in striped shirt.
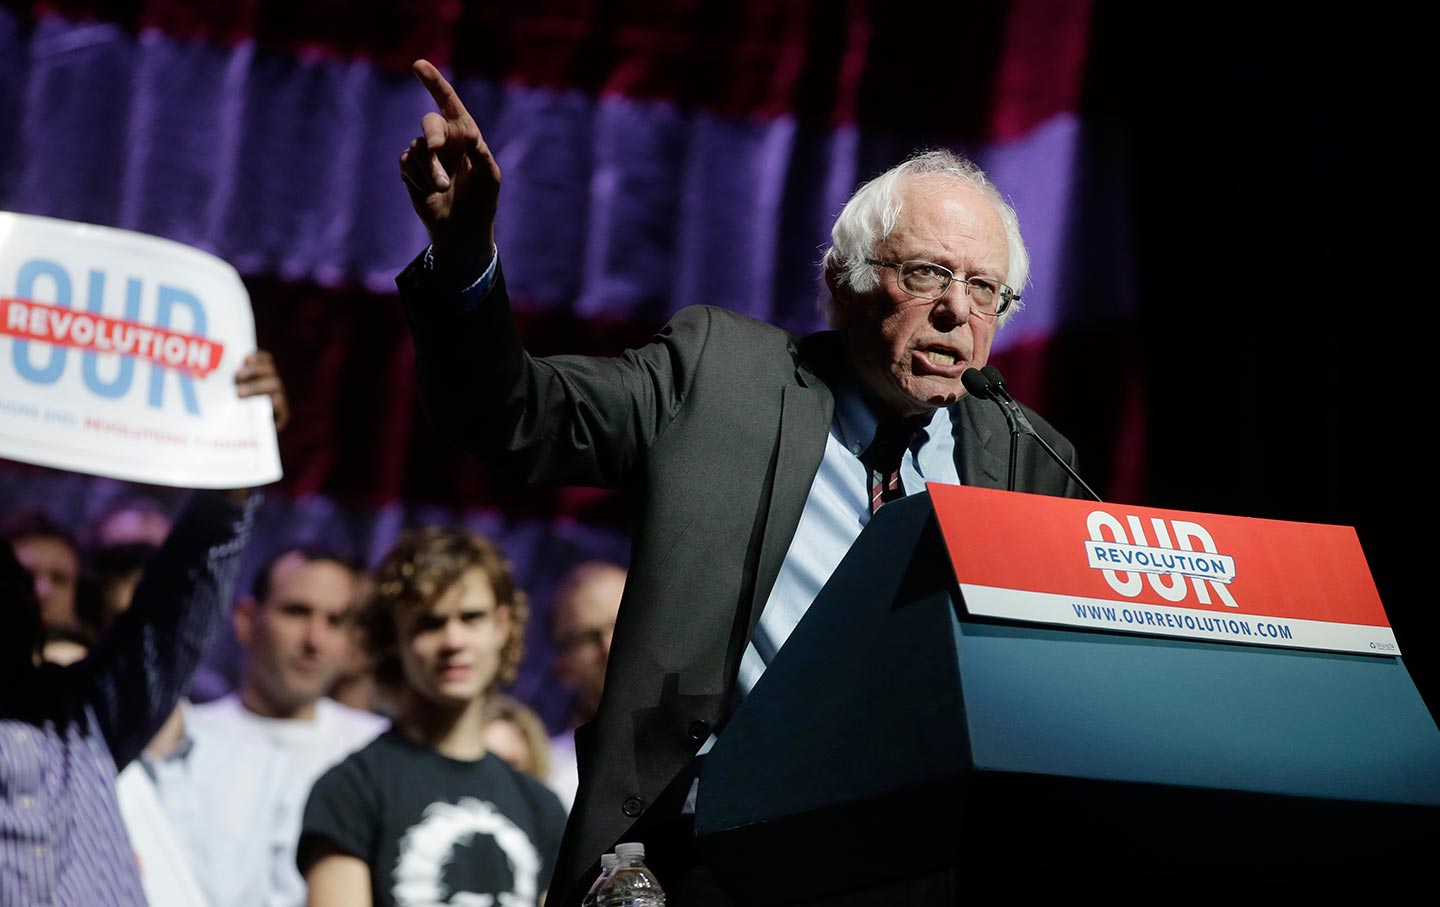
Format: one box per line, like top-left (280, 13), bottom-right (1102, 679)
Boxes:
top-left (1, 488), bottom-right (256, 907)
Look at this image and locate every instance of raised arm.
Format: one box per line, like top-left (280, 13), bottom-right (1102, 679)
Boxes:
top-left (399, 59), bottom-right (502, 288)
top-left (77, 489), bottom-right (256, 769)
top-left (395, 60), bottom-right (716, 490)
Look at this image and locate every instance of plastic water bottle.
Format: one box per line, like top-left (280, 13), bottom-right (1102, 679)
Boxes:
top-left (581, 852), bottom-right (620, 907)
top-left (596, 842), bottom-right (666, 906)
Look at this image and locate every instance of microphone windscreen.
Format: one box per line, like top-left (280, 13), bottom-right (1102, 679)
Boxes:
top-left (961, 368), bottom-right (993, 399)
top-left (979, 365), bottom-right (1008, 392)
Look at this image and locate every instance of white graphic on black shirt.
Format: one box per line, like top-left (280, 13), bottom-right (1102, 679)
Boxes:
top-left (392, 797), bottom-right (541, 907)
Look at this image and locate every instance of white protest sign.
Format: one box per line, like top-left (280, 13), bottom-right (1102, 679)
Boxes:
top-left (0, 212), bottom-right (281, 488)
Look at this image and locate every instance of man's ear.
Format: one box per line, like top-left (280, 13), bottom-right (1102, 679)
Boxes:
top-left (233, 596), bottom-right (257, 646)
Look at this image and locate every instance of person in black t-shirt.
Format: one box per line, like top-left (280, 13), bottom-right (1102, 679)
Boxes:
top-left (299, 528), bottom-right (566, 907)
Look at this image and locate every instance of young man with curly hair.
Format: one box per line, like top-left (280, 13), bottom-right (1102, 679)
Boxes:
top-left (297, 528), bottom-right (566, 907)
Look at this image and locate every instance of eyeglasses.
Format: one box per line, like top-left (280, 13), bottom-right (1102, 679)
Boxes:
top-left (866, 259), bottom-right (1019, 317)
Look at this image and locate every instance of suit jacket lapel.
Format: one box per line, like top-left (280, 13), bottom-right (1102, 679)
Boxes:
top-left (743, 336), bottom-right (836, 639)
top-left (953, 394), bottom-right (1010, 490)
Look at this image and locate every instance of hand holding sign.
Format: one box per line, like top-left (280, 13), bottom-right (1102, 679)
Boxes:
top-left (234, 350), bottom-right (289, 432)
top-left (399, 59), bottom-right (502, 286)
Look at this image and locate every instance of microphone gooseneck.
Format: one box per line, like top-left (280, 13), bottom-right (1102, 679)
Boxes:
top-left (964, 366), bottom-right (1102, 501)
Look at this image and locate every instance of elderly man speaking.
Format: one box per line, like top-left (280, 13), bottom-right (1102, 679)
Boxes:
top-left (396, 60), bottom-right (1082, 906)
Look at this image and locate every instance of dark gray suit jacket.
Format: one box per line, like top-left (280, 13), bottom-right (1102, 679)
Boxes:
top-left (400, 259), bottom-right (1081, 905)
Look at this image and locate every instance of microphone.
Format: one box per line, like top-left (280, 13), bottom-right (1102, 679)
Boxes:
top-left (978, 365), bottom-right (1010, 399)
top-left (963, 367), bottom-right (1022, 490)
top-left (962, 366), bottom-right (1102, 501)
top-left (962, 367), bottom-right (1021, 490)
top-left (960, 367), bottom-right (996, 401)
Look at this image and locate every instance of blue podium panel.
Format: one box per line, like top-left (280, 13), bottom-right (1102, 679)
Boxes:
top-left (957, 623), bottom-right (1440, 806)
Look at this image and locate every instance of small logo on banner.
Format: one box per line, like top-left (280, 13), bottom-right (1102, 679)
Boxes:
top-left (1084, 511), bottom-right (1239, 608)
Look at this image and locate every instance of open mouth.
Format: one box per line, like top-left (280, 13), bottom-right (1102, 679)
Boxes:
top-left (922, 350), bottom-right (957, 367)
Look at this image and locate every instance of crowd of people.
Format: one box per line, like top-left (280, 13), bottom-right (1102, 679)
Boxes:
top-left (2, 469), bottom-right (625, 907)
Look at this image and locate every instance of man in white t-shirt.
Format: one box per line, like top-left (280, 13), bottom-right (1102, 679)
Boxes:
top-left (194, 547), bottom-right (387, 780)
top-left (546, 562), bottom-right (625, 812)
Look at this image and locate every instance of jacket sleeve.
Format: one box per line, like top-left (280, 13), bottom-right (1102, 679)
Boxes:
top-left (399, 252), bottom-right (713, 489)
top-left (75, 491), bottom-right (256, 770)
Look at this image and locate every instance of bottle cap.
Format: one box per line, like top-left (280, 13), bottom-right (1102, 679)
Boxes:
top-left (615, 842), bottom-right (646, 859)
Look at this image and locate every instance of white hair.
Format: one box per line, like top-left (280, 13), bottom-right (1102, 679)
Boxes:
top-left (821, 149), bottom-right (1029, 329)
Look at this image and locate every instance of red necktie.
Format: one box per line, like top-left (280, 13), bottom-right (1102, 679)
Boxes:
top-left (861, 416), bottom-right (924, 514)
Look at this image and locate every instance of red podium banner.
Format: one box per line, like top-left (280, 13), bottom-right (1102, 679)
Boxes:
top-left (928, 483), bottom-right (1396, 656)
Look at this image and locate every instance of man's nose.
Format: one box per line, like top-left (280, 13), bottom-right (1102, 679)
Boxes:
top-left (929, 282), bottom-right (969, 329)
top-left (303, 616), bottom-right (328, 650)
top-left (441, 619), bottom-right (466, 650)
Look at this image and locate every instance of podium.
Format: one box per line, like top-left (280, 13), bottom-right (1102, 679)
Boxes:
top-left (694, 490), bottom-right (1440, 902)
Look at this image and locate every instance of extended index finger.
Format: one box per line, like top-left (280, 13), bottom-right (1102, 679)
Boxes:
top-left (413, 59), bottom-right (470, 123)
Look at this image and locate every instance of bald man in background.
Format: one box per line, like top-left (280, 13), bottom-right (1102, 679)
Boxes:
top-left (546, 562), bottom-right (625, 811)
